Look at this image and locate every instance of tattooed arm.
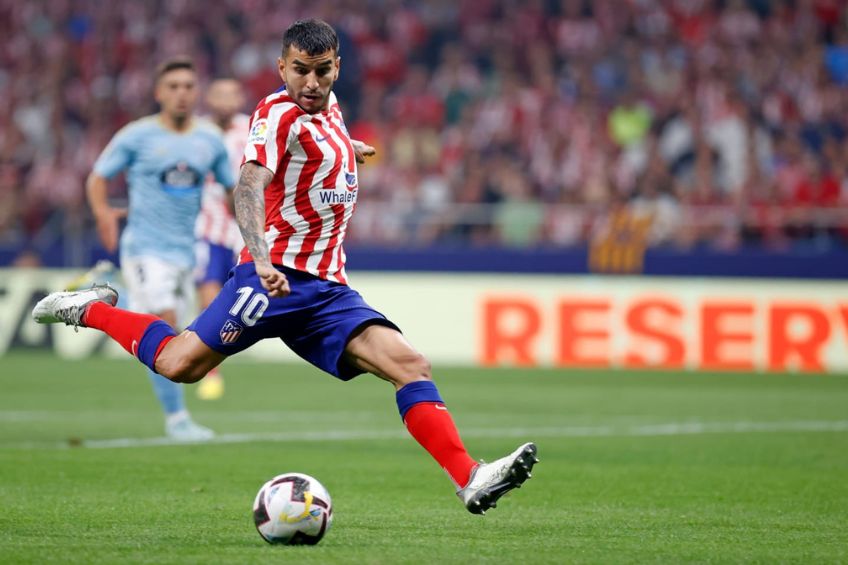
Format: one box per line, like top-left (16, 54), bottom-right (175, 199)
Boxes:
top-left (234, 162), bottom-right (290, 298)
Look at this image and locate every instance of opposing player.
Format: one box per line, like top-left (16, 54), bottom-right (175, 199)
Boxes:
top-left (194, 78), bottom-right (250, 401)
top-left (33, 20), bottom-right (537, 514)
top-left (84, 58), bottom-right (235, 440)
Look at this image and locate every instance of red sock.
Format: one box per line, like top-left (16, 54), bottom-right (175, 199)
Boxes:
top-left (83, 301), bottom-right (165, 357)
top-left (404, 402), bottom-right (478, 488)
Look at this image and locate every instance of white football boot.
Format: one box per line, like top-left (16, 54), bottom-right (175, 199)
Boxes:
top-left (457, 442), bottom-right (538, 515)
top-left (165, 414), bottom-right (216, 442)
top-left (32, 284), bottom-right (118, 329)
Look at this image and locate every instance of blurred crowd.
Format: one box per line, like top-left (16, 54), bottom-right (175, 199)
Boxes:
top-left (2, 0), bottom-right (848, 263)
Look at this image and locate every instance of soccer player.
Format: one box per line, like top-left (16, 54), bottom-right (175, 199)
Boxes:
top-left (194, 78), bottom-right (250, 401)
top-left (84, 58), bottom-right (236, 440)
top-left (33, 19), bottom-right (537, 514)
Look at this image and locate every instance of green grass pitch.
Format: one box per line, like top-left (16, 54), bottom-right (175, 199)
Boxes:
top-left (1, 352), bottom-right (846, 564)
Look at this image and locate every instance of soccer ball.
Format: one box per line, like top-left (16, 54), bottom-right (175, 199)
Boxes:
top-left (252, 472), bottom-right (333, 545)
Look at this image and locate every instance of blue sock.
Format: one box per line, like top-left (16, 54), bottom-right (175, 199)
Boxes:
top-left (136, 321), bottom-right (177, 372)
top-left (395, 380), bottom-right (443, 420)
top-left (147, 367), bottom-right (184, 415)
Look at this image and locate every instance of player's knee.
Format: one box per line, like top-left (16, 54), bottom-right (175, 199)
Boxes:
top-left (157, 356), bottom-right (205, 384)
top-left (175, 362), bottom-right (208, 384)
top-left (415, 354), bottom-right (432, 379)
top-left (400, 352), bottom-right (432, 382)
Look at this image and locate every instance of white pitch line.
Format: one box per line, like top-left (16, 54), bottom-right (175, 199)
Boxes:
top-left (1, 420), bottom-right (846, 451)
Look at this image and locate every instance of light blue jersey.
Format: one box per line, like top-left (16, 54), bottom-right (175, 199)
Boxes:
top-left (93, 116), bottom-right (236, 268)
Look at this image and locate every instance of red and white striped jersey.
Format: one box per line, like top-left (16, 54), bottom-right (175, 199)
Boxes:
top-left (239, 90), bottom-right (358, 285)
top-left (196, 113), bottom-right (250, 249)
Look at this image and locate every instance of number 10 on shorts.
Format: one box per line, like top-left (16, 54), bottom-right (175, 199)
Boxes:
top-left (229, 287), bottom-right (269, 326)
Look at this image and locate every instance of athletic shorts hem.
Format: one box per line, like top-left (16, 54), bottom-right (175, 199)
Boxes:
top-left (190, 325), bottom-right (232, 356)
top-left (336, 318), bottom-right (402, 381)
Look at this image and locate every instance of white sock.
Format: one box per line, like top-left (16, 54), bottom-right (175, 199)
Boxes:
top-left (166, 409), bottom-right (190, 427)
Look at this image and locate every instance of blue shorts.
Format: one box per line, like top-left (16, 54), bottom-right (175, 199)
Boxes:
top-left (187, 263), bottom-right (400, 380)
top-left (195, 240), bottom-right (236, 286)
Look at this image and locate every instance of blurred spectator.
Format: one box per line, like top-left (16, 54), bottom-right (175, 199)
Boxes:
top-left (12, 249), bottom-right (42, 268)
top-left (608, 92), bottom-right (652, 148)
top-left (492, 160), bottom-right (545, 246)
top-left (2, 0), bottom-right (848, 263)
top-left (0, 162), bottom-right (22, 242)
top-left (824, 28), bottom-right (848, 85)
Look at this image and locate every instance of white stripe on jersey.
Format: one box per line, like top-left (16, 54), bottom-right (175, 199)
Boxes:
top-left (270, 132), bottom-right (307, 261)
top-left (309, 120), bottom-right (353, 277)
top-left (299, 120), bottom-right (338, 275)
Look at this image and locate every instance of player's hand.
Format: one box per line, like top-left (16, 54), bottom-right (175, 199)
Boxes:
top-left (256, 263), bottom-right (290, 298)
top-left (351, 139), bottom-right (376, 164)
top-left (93, 207), bottom-right (128, 253)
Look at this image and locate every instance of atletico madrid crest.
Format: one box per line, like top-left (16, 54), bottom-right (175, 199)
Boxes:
top-left (220, 320), bottom-right (243, 344)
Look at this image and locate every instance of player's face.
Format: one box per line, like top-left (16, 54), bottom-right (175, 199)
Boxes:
top-left (155, 69), bottom-right (198, 120)
top-left (206, 79), bottom-right (245, 122)
top-left (278, 47), bottom-right (339, 114)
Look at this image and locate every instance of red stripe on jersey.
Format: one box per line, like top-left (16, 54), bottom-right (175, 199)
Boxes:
top-left (292, 127), bottom-right (325, 271)
top-left (328, 103), bottom-right (341, 120)
top-left (311, 121), bottom-right (347, 279)
top-left (324, 118), bottom-right (355, 284)
top-left (267, 152), bottom-right (295, 264)
top-left (318, 204), bottom-right (346, 279)
top-left (325, 119), bottom-right (356, 178)
top-left (333, 241), bottom-right (348, 285)
top-left (266, 108), bottom-right (299, 218)
top-left (323, 114), bottom-right (354, 284)
top-left (314, 122), bottom-right (342, 188)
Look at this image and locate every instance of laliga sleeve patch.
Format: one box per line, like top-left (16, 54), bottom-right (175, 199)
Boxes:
top-left (248, 119), bottom-right (269, 145)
